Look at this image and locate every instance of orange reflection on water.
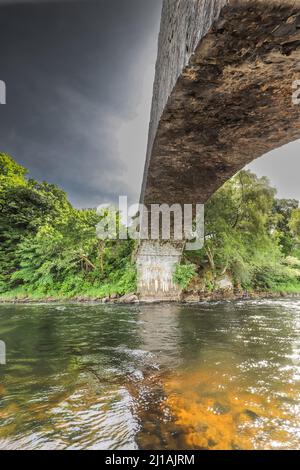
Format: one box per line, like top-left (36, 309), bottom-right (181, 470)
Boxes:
top-left (163, 367), bottom-right (299, 450)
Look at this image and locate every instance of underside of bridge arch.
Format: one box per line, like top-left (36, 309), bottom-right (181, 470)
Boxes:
top-left (137, 0), bottom-right (300, 301)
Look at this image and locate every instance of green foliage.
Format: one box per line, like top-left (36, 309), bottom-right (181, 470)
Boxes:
top-left (273, 199), bottom-right (299, 256)
top-left (1, 154), bottom-right (300, 300)
top-left (0, 154), bottom-right (137, 299)
top-left (0, 152), bottom-right (27, 183)
top-left (183, 170), bottom-right (300, 293)
top-left (173, 263), bottom-right (197, 289)
top-left (289, 208), bottom-right (300, 244)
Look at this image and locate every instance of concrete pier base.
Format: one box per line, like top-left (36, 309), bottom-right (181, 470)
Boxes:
top-left (136, 241), bottom-right (184, 302)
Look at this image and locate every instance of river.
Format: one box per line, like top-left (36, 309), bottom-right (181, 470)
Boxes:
top-left (0, 299), bottom-right (299, 450)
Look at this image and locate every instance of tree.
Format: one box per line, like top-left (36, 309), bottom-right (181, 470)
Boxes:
top-left (273, 199), bottom-right (299, 256)
top-left (185, 170), bottom-right (299, 292)
top-left (0, 154), bottom-right (137, 297)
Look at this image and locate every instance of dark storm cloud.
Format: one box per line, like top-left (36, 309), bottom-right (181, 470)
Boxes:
top-left (0, 0), bottom-right (162, 207)
top-left (0, 1), bottom-right (84, 5)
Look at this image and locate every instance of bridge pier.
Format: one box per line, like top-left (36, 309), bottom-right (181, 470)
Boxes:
top-left (137, 0), bottom-right (300, 301)
top-left (137, 241), bottom-right (184, 302)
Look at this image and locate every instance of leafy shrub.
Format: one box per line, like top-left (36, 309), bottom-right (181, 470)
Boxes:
top-left (173, 263), bottom-right (197, 290)
top-left (252, 263), bottom-right (297, 291)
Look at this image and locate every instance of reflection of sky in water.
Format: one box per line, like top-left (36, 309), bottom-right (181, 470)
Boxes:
top-left (0, 299), bottom-right (299, 450)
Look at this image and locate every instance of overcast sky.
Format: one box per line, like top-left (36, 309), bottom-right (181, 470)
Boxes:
top-left (0, 0), bottom-right (299, 207)
top-left (0, 0), bottom-right (162, 207)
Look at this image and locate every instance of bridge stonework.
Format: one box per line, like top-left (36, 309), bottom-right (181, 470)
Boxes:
top-left (137, 0), bottom-right (300, 301)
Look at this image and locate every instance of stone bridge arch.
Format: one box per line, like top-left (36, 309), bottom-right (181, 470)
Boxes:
top-left (137, 0), bottom-right (300, 301)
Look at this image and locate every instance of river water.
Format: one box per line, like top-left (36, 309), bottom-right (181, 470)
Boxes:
top-left (0, 299), bottom-right (299, 450)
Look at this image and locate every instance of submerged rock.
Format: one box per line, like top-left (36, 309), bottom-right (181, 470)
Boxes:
top-left (119, 293), bottom-right (139, 304)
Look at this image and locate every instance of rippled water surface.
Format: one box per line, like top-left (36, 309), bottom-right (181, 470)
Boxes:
top-left (0, 299), bottom-right (299, 450)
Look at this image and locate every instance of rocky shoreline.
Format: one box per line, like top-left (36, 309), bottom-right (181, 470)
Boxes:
top-left (0, 290), bottom-right (299, 305)
top-left (181, 290), bottom-right (300, 303)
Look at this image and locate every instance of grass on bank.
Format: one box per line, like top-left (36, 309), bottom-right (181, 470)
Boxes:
top-left (0, 268), bottom-right (137, 301)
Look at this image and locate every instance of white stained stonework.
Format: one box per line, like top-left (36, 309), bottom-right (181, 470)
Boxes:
top-left (137, 241), bottom-right (184, 301)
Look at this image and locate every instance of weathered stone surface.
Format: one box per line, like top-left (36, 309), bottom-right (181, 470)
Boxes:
top-left (141, 0), bottom-right (228, 204)
top-left (215, 274), bottom-right (234, 291)
top-left (110, 293), bottom-right (119, 300)
top-left (141, 0), bottom-right (300, 206)
top-left (118, 293), bottom-right (139, 304)
top-left (136, 241), bottom-right (184, 301)
top-left (138, 0), bottom-right (300, 301)
top-left (181, 292), bottom-right (201, 303)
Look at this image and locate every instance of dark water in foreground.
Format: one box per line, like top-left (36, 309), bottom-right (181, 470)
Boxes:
top-left (0, 300), bottom-right (299, 450)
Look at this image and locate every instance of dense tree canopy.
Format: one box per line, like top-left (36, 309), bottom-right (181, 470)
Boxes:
top-left (182, 170), bottom-right (300, 293)
top-left (0, 153), bottom-right (299, 299)
top-left (0, 153), bottom-right (136, 299)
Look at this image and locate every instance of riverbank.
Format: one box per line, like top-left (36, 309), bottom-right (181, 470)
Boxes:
top-left (1, 289), bottom-right (300, 304)
top-left (2, 154), bottom-right (300, 312)
top-left (0, 291), bottom-right (139, 304)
